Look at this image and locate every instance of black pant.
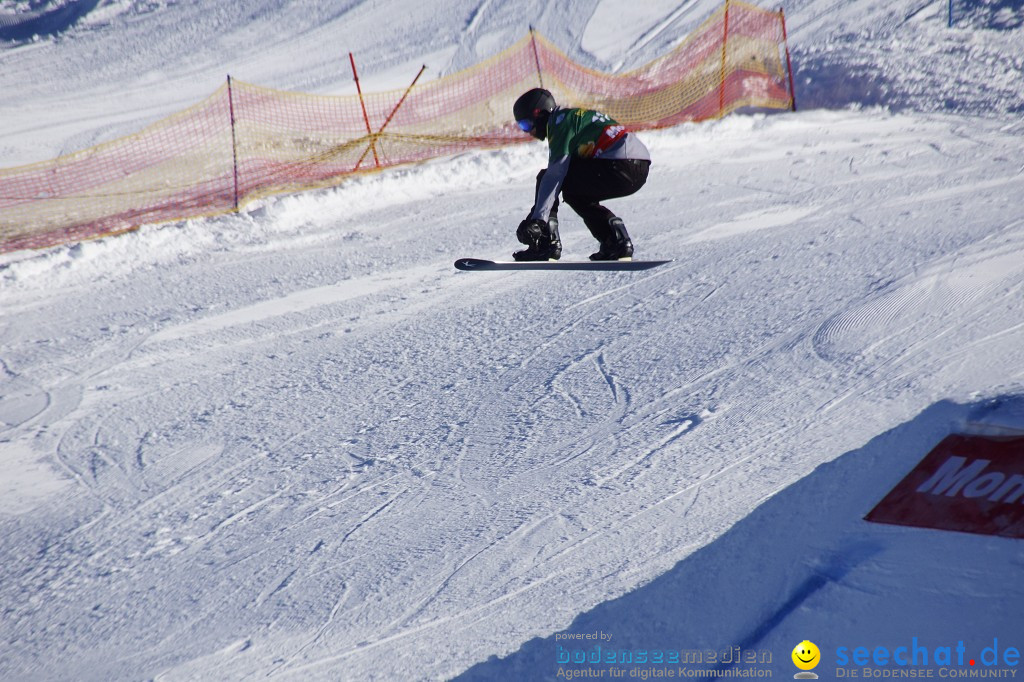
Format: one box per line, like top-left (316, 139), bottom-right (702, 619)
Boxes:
top-left (535, 158), bottom-right (650, 240)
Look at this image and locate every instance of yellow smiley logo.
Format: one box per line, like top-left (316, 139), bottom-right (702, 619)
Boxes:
top-left (792, 640), bottom-right (820, 671)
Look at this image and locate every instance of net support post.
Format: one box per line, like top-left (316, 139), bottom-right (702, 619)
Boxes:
top-left (529, 25), bottom-right (545, 89)
top-left (779, 8), bottom-right (797, 112)
top-left (718, 0), bottom-right (731, 117)
top-left (349, 52), bottom-right (381, 169)
top-left (355, 65), bottom-right (427, 171)
top-left (226, 75), bottom-right (240, 211)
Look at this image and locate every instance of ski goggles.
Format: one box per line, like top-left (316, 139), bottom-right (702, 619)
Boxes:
top-left (516, 118), bottom-right (534, 132)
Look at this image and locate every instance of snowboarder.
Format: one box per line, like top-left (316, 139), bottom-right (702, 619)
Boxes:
top-left (512, 88), bottom-right (651, 262)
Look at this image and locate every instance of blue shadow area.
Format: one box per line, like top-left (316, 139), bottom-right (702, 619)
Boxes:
top-left (454, 396), bottom-right (1022, 681)
top-left (953, 0), bottom-right (1024, 29)
top-left (0, 0), bottom-right (102, 42)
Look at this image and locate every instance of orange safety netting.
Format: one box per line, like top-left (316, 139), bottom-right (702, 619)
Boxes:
top-left (0, 1), bottom-right (793, 254)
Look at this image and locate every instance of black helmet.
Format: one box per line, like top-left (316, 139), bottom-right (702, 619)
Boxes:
top-left (513, 88), bottom-right (556, 139)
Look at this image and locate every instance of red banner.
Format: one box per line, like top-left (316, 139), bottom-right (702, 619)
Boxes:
top-left (866, 434), bottom-right (1024, 538)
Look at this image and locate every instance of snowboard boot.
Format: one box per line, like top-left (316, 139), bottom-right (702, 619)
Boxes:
top-left (513, 216), bottom-right (561, 261)
top-left (589, 217), bottom-right (633, 261)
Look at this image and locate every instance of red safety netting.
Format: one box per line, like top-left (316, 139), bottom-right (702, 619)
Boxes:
top-left (0, 1), bottom-right (793, 254)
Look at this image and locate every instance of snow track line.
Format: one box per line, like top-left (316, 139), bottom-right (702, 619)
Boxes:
top-left (625, 0), bottom-right (703, 58)
top-left (337, 493), bottom-right (404, 548)
top-left (457, 271), bottom-right (716, 481)
top-left (139, 264), bottom-right (443, 349)
top-left (203, 490), bottom-right (284, 537)
top-left (900, 0), bottom-right (941, 26)
top-left (272, 583), bottom-right (353, 675)
top-left (282, 569), bottom-right (568, 676)
top-left (812, 221), bottom-right (1024, 367)
top-left (464, 0), bottom-right (492, 35)
top-left (593, 352), bottom-right (623, 409)
top-left (385, 537), bottom-right (499, 637)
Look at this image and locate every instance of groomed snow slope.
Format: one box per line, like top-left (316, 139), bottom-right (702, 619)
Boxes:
top-left (2, 0), bottom-right (1024, 680)
top-left (3, 109), bottom-right (1024, 680)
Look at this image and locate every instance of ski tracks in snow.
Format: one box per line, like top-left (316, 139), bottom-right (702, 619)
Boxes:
top-left (4, 111), bottom-right (1024, 680)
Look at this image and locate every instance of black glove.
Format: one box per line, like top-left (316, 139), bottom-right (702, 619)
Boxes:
top-left (517, 218), bottom-right (546, 245)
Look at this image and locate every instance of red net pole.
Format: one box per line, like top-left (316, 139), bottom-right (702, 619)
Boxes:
top-left (719, 0), bottom-right (731, 116)
top-left (349, 52), bottom-right (380, 169)
top-left (355, 65), bottom-right (427, 171)
top-left (779, 8), bottom-right (798, 112)
top-left (529, 25), bottom-right (545, 89)
top-left (227, 75), bottom-right (240, 210)
top-left (378, 64), bottom-right (427, 136)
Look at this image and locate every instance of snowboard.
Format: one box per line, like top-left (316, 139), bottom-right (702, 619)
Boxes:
top-left (454, 258), bottom-right (672, 272)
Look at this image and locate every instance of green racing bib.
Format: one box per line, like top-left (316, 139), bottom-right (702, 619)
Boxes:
top-left (546, 108), bottom-right (628, 161)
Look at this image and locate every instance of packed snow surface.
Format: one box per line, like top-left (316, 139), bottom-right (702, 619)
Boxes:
top-left (2, 0), bottom-right (1023, 680)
